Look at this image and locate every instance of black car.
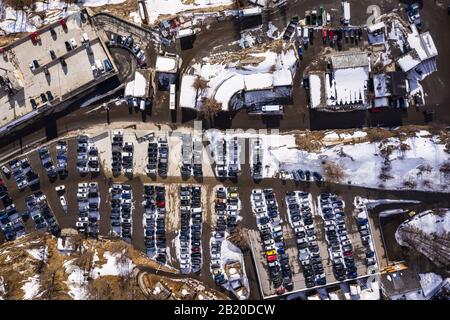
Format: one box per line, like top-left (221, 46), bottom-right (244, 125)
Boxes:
top-left (46, 91), bottom-right (54, 101)
top-left (50, 50), bottom-right (57, 60)
top-left (60, 57), bottom-right (67, 67)
top-left (65, 41), bottom-right (72, 51)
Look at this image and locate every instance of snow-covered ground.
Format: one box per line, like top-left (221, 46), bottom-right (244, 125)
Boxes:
top-left (144, 0), bottom-right (234, 24)
top-left (0, 0), bottom-right (127, 34)
top-left (21, 275), bottom-right (40, 300)
top-left (64, 249), bottom-right (134, 300)
top-left (205, 129), bottom-right (450, 193)
top-left (403, 210), bottom-right (450, 237)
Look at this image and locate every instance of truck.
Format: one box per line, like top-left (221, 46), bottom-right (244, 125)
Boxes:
top-left (342, 1), bottom-right (351, 26)
top-left (261, 105), bottom-right (283, 114)
top-left (406, 3), bottom-right (422, 29)
top-left (169, 84), bottom-right (176, 110)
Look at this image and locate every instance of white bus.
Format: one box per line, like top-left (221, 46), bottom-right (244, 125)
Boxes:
top-left (169, 84), bottom-right (176, 110)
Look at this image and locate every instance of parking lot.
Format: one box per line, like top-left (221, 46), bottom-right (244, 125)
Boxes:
top-left (0, 129), bottom-right (448, 299)
top-left (248, 188), bottom-right (374, 298)
top-left (0, 11), bottom-right (116, 129)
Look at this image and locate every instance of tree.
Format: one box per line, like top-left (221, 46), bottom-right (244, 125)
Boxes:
top-left (192, 76), bottom-right (209, 108)
top-left (199, 97), bottom-right (222, 127)
top-left (323, 161), bottom-right (346, 183)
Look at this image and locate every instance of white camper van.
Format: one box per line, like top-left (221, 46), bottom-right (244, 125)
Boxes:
top-left (342, 1), bottom-right (351, 26)
top-left (169, 84), bottom-right (176, 110)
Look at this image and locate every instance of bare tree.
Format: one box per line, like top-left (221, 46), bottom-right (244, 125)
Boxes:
top-left (199, 97), bottom-right (222, 126)
top-left (322, 161), bottom-right (346, 183)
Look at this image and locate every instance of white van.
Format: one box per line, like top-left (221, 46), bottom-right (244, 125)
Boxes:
top-left (139, 99), bottom-right (146, 111)
top-left (262, 105), bottom-right (283, 113)
top-left (240, 7), bottom-right (262, 17)
top-left (82, 32), bottom-right (89, 43)
top-left (303, 27), bottom-right (309, 43)
top-left (177, 28), bottom-right (195, 39)
top-left (95, 59), bottom-right (104, 73)
top-left (342, 1), bottom-right (351, 25)
top-left (169, 84), bottom-right (176, 110)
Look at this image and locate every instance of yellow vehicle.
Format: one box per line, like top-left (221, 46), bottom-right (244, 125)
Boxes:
top-left (266, 250), bottom-right (277, 256)
top-left (408, 211), bottom-right (416, 217)
top-left (381, 263), bottom-right (408, 274)
top-left (228, 192), bottom-right (238, 198)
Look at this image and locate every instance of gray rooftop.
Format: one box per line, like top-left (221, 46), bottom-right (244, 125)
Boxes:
top-left (331, 52), bottom-right (369, 69)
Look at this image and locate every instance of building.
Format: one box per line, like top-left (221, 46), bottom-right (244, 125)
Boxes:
top-left (309, 51), bottom-right (370, 110)
top-left (0, 10), bottom-right (117, 138)
top-left (155, 53), bottom-right (182, 90)
top-left (373, 71), bottom-right (410, 108)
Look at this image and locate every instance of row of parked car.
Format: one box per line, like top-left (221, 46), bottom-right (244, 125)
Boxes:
top-left (285, 191), bottom-right (326, 288)
top-left (146, 136), bottom-right (169, 177)
top-left (25, 192), bottom-right (60, 235)
top-left (179, 185), bottom-right (202, 274)
top-left (216, 137), bottom-right (240, 179)
top-left (77, 135), bottom-right (100, 174)
top-left (289, 168), bottom-right (323, 183)
top-left (9, 158), bottom-right (40, 191)
top-left (110, 131), bottom-right (134, 175)
top-left (252, 189), bottom-right (293, 295)
top-left (180, 134), bottom-right (203, 179)
top-left (210, 187), bottom-right (240, 286)
top-left (143, 185), bottom-right (167, 264)
top-left (0, 180), bottom-right (26, 241)
top-left (109, 33), bottom-right (146, 66)
top-left (251, 138), bottom-right (263, 180)
top-left (110, 184), bottom-right (133, 242)
top-left (354, 200), bottom-right (377, 268)
top-left (76, 182), bottom-right (100, 237)
top-left (56, 141), bottom-right (68, 178)
top-left (38, 147), bottom-right (57, 180)
top-left (111, 130), bottom-right (124, 174)
top-left (318, 193), bottom-right (357, 281)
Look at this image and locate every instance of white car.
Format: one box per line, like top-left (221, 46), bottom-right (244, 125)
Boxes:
top-left (60, 196), bottom-right (67, 212)
top-left (55, 185), bottom-right (65, 193)
top-left (113, 130), bottom-right (123, 136)
top-left (70, 38), bottom-right (77, 48)
top-left (78, 183), bottom-right (89, 189)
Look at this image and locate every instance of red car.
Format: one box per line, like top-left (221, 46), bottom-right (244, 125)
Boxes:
top-left (328, 29), bottom-right (335, 40)
top-left (369, 107), bottom-right (382, 113)
top-left (157, 201), bottom-right (165, 207)
top-left (343, 250), bottom-right (353, 257)
top-left (59, 19), bottom-right (67, 31)
top-left (30, 32), bottom-right (40, 44)
top-left (191, 247), bottom-right (200, 253)
top-left (267, 255), bottom-right (277, 263)
top-left (322, 29), bottom-right (328, 38)
top-left (0, 179), bottom-right (4, 186)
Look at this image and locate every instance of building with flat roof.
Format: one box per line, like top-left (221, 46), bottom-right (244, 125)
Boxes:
top-left (0, 10), bottom-right (117, 137)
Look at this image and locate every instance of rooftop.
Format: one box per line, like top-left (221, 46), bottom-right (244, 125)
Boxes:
top-left (0, 11), bottom-right (115, 130)
top-left (331, 51), bottom-right (369, 70)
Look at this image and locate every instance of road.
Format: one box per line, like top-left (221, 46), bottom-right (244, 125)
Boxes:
top-left (1, 1), bottom-right (450, 163)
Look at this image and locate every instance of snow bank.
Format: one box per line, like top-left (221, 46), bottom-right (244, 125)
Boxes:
top-left (406, 211), bottom-right (450, 237)
top-left (418, 272), bottom-right (444, 298)
top-left (145, 0), bottom-right (234, 24)
top-left (22, 275), bottom-right (40, 300)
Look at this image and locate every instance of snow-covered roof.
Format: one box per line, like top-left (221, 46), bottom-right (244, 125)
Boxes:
top-left (373, 74), bottom-right (389, 98)
top-left (368, 22), bottom-right (385, 33)
top-left (215, 75), bottom-right (245, 111)
top-left (309, 74), bottom-right (322, 108)
top-left (155, 56), bottom-right (177, 73)
top-left (124, 71), bottom-right (147, 98)
top-left (179, 74), bottom-right (198, 109)
top-left (244, 73), bottom-right (273, 91)
top-left (326, 67), bottom-right (369, 106)
top-left (398, 31), bottom-right (438, 72)
top-left (331, 52), bottom-right (369, 70)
